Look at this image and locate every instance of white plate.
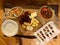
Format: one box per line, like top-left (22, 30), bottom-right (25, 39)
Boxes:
top-left (34, 21), bottom-right (60, 45)
top-left (1, 19), bottom-right (18, 37)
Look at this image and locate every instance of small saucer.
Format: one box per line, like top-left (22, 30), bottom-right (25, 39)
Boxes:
top-left (1, 19), bottom-right (18, 37)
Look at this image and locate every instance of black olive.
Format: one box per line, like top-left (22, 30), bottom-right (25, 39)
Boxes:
top-left (19, 11), bottom-right (31, 24)
top-left (49, 32), bottom-right (52, 35)
top-left (48, 24), bottom-right (53, 29)
top-left (52, 30), bottom-right (54, 33)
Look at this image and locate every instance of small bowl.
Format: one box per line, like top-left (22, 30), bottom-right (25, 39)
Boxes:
top-left (39, 6), bottom-right (54, 20)
top-left (8, 7), bottom-right (23, 18)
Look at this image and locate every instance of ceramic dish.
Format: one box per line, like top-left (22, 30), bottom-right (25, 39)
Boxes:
top-left (39, 6), bottom-right (55, 20)
top-left (1, 19), bottom-right (18, 37)
top-left (8, 7), bottom-right (23, 18)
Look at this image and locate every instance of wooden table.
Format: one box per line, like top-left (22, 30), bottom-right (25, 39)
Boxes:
top-left (0, 0), bottom-right (60, 45)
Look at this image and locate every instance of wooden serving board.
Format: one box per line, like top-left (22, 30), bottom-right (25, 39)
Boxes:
top-left (4, 8), bottom-right (42, 36)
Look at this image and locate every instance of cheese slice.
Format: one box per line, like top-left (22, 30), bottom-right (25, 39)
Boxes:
top-left (24, 22), bottom-right (31, 26)
top-left (30, 12), bottom-right (37, 18)
top-left (26, 26), bottom-right (33, 31)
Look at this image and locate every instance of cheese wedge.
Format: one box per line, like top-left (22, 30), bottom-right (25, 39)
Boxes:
top-left (26, 26), bottom-right (33, 31)
top-left (30, 12), bottom-right (37, 18)
top-left (32, 24), bottom-right (36, 27)
top-left (24, 22), bottom-right (31, 26)
top-left (34, 18), bottom-right (39, 23)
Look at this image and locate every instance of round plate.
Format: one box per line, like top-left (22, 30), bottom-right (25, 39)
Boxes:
top-left (1, 19), bottom-right (18, 37)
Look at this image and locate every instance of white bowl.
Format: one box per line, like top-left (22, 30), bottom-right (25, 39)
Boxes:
top-left (1, 19), bottom-right (18, 37)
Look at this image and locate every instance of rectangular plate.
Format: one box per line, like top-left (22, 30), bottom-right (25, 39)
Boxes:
top-left (34, 21), bottom-right (60, 45)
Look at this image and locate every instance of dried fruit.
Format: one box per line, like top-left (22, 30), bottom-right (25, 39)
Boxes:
top-left (19, 11), bottom-right (31, 24)
top-left (30, 12), bottom-right (37, 18)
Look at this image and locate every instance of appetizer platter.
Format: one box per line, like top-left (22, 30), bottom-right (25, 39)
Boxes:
top-left (17, 9), bottom-right (42, 36)
top-left (2, 5), bottom-right (58, 37)
top-left (3, 7), bottom-right (42, 36)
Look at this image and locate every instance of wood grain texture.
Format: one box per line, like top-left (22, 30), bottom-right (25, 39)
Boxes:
top-left (0, 0), bottom-right (60, 45)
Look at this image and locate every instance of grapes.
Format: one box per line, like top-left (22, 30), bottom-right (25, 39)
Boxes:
top-left (19, 11), bottom-right (31, 24)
